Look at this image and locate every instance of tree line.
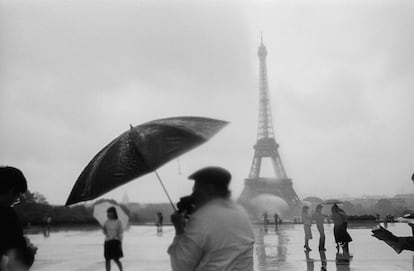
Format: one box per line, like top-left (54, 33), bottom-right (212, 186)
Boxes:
top-left (14, 191), bottom-right (173, 227)
top-left (13, 191), bottom-right (413, 227)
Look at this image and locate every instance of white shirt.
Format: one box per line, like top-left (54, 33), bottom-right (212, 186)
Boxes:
top-left (168, 198), bottom-right (255, 271)
top-left (104, 219), bottom-right (123, 241)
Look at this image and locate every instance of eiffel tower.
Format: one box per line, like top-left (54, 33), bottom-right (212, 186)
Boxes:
top-left (239, 37), bottom-right (301, 217)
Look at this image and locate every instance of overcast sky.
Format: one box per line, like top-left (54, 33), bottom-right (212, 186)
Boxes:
top-left (1, 0), bottom-right (413, 205)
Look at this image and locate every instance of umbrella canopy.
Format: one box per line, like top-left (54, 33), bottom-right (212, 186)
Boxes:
top-left (66, 116), bottom-right (228, 205)
top-left (301, 200), bottom-right (313, 207)
top-left (322, 199), bottom-right (344, 205)
top-left (302, 196), bottom-right (323, 204)
top-left (396, 213), bottom-right (414, 224)
top-left (403, 213), bottom-right (414, 219)
top-left (93, 201), bottom-right (129, 231)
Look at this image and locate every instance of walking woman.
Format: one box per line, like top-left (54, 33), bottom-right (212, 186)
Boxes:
top-left (103, 207), bottom-right (123, 271)
top-left (302, 206), bottom-right (312, 251)
top-left (314, 204), bottom-right (326, 251)
top-left (331, 204), bottom-right (352, 255)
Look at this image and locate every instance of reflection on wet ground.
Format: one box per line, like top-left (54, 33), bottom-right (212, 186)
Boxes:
top-left (254, 223), bottom-right (413, 270)
top-left (29, 223), bottom-right (413, 271)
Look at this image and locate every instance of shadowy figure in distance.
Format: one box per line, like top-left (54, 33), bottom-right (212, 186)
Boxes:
top-left (155, 212), bottom-right (163, 234)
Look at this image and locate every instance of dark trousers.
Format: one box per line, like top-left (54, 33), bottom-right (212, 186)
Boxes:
top-left (317, 225), bottom-right (325, 250)
top-left (319, 232), bottom-right (326, 250)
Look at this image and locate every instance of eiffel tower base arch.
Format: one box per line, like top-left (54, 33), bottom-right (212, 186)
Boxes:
top-left (238, 177), bottom-right (301, 220)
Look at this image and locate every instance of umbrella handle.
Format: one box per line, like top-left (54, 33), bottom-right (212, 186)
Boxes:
top-left (154, 170), bottom-right (177, 212)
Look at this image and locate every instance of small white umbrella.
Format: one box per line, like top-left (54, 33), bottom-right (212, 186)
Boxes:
top-left (93, 201), bottom-right (129, 230)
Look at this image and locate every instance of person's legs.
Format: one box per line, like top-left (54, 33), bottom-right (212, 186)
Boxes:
top-left (114, 259), bottom-right (123, 271)
top-left (304, 225), bottom-right (311, 250)
top-left (105, 260), bottom-right (111, 271)
top-left (319, 232), bottom-right (326, 251)
top-left (343, 242), bottom-right (350, 256)
top-left (304, 237), bottom-right (312, 251)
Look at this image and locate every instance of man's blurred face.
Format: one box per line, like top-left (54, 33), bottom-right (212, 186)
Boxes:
top-left (0, 249), bottom-right (29, 271)
top-left (191, 181), bottom-right (215, 208)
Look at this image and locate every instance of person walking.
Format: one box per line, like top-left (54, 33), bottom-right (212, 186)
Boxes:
top-left (313, 204), bottom-right (326, 251)
top-left (156, 212), bottom-right (163, 233)
top-left (263, 211), bottom-right (268, 226)
top-left (331, 204), bottom-right (352, 255)
top-left (168, 166), bottom-right (255, 271)
top-left (274, 212), bottom-right (279, 230)
top-left (302, 206), bottom-right (312, 251)
top-left (103, 207), bottom-right (123, 271)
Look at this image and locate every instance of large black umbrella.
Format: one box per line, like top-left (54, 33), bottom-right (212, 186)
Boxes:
top-left (65, 116), bottom-right (228, 206)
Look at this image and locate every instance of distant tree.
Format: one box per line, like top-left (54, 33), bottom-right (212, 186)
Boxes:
top-left (94, 198), bottom-right (118, 205)
top-left (342, 201), bottom-right (356, 215)
top-left (375, 199), bottom-right (393, 216)
top-left (18, 190), bottom-right (49, 205)
top-left (94, 198), bottom-right (130, 213)
top-left (32, 192), bottom-right (49, 205)
top-left (127, 203), bottom-right (173, 224)
top-left (19, 190), bottom-right (36, 204)
top-left (348, 214), bottom-right (376, 221)
top-left (352, 203), bottom-right (366, 215)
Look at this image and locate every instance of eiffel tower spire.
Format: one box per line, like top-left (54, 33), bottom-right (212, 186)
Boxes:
top-left (239, 37), bottom-right (301, 215)
top-left (256, 35), bottom-right (275, 141)
top-left (248, 37), bottom-right (287, 180)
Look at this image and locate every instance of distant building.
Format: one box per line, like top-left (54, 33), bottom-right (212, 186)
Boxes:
top-left (393, 194), bottom-right (414, 209)
top-left (351, 197), bottom-right (379, 209)
top-left (126, 202), bottom-right (141, 213)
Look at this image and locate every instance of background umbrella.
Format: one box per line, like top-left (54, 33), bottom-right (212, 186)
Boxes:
top-left (66, 116), bottom-right (228, 206)
top-left (396, 213), bottom-right (414, 224)
top-left (93, 201), bottom-right (129, 230)
top-left (301, 200), bottom-right (312, 207)
top-left (302, 196), bottom-right (323, 205)
top-left (302, 196), bottom-right (323, 210)
top-left (322, 199), bottom-right (344, 205)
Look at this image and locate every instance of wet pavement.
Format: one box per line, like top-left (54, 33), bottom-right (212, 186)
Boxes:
top-left (28, 223), bottom-right (413, 271)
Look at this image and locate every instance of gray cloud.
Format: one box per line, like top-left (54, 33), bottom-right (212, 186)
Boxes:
top-left (1, 0), bottom-right (413, 204)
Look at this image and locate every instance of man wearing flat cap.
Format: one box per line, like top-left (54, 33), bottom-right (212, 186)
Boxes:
top-left (168, 166), bottom-right (255, 271)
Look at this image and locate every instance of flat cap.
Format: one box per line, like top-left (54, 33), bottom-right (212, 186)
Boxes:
top-left (0, 166), bottom-right (27, 194)
top-left (188, 166), bottom-right (231, 187)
